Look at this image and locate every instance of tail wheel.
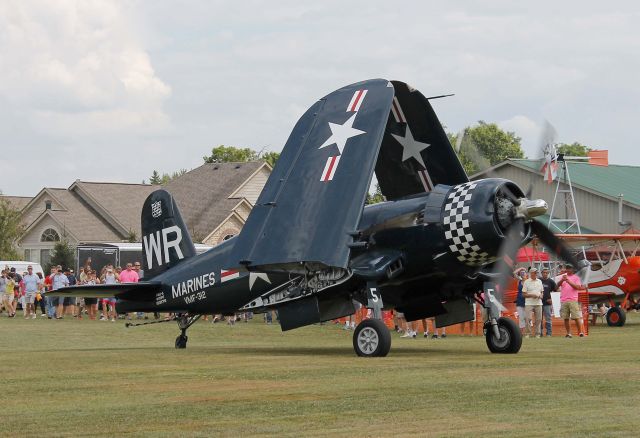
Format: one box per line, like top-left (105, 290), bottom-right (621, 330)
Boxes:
top-left (485, 317), bottom-right (522, 354)
top-left (606, 307), bottom-right (626, 327)
top-left (353, 319), bottom-right (391, 357)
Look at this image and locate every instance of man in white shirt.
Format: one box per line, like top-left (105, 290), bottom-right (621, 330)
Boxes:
top-left (522, 268), bottom-right (544, 338)
top-left (22, 266), bottom-right (42, 319)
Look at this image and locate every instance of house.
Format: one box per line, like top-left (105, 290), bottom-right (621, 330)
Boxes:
top-left (164, 161), bottom-right (271, 244)
top-left (471, 159), bottom-right (640, 234)
top-left (2, 161), bottom-right (271, 266)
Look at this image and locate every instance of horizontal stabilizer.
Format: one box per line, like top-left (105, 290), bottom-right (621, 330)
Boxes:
top-left (47, 282), bottom-right (161, 302)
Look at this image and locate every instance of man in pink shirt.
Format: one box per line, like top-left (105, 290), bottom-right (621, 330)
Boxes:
top-left (557, 264), bottom-right (585, 338)
top-left (119, 263), bottom-right (139, 283)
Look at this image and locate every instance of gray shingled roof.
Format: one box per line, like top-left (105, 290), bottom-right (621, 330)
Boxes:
top-left (43, 188), bottom-right (123, 242)
top-left (164, 162), bottom-right (263, 239)
top-left (1, 196), bottom-right (32, 211)
top-left (74, 181), bottom-right (157, 238)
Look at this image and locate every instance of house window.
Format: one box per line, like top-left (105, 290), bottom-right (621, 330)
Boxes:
top-left (41, 228), bottom-right (60, 242)
top-left (40, 249), bottom-right (52, 268)
top-left (24, 249), bottom-right (32, 261)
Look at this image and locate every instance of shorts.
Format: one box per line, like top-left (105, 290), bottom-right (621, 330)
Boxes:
top-left (64, 297), bottom-right (76, 306)
top-left (25, 293), bottom-right (36, 304)
top-left (3, 293), bottom-right (14, 303)
top-left (102, 298), bottom-right (116, 305)
top-left (560, 301), bottom-right (582, 319)
top-left (84, 298), bottom-right (97, 305)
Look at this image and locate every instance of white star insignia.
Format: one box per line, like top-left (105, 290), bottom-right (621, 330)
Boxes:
top-left (618, 276), bottom-right (626, 286)
top-left (318, 113), bottom-right (366, 155)
top-left (392, 125), bottom-right (430, 169)
top-left (249, 272), bottom-right (271, 290)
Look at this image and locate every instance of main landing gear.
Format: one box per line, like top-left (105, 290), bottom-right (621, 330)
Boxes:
top-left (481, 286), bottom-right (521, 354)
top-left (606, 306), bottom-right (626, 327)
top-left (485, 317), bottom-right (521, 354)
top-left (175, 314), bottom-right (201, 349)
top-left (353, 282), bottom-right (391, 357)
top-left (353, 319), bottom-right (391, 357)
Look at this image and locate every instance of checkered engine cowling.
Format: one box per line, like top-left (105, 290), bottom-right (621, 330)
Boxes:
top-left (443, 182), bottom-right (496, 267)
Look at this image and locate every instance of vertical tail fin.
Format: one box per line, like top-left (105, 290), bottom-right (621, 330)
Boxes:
top-left (141, 189), bottom-right (196, 279)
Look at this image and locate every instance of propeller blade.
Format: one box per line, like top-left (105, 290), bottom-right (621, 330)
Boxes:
top-left (529, 219), bottom-right (579, 267)
top-left (492, 219), bottom-right (525, 309)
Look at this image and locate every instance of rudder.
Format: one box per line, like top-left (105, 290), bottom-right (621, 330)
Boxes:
top-left (141, 189), bottom-right (196, 279)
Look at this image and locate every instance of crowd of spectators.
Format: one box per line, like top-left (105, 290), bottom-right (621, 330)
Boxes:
top-left (514, 263), bottom-right (586, 338)
top-left (1, 260), bottom-right (142, 321)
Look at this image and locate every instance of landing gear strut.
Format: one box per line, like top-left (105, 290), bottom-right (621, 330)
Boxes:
top-left (353, 282), bottom-right (391, 357)
top-left (175, 314), bottom-right (201, 349)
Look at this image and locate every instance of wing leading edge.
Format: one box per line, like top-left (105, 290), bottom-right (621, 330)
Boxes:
top-left (230, 79), bottom-right (395, 273)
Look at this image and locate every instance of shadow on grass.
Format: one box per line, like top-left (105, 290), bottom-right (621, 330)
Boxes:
top-left (36, 344), bottom-right (492, 357)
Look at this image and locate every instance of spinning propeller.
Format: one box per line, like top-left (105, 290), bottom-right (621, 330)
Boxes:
top-left (456, 122), bottom-right (580, 309)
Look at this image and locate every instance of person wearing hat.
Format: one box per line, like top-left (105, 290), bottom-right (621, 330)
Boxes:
top-left (522, 267), bottom-right (544, 338)
top-left (540, 267), bottom-right (557, 336)
top-left (22, 265), bottom-right (42, 319)
top-left (557, 264), bottom-right (585, 337)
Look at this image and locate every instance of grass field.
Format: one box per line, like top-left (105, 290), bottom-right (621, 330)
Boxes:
top-left (3, 313), bottom-right (640, 437)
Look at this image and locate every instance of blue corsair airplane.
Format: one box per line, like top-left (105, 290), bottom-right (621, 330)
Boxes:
top-left (51, 79), bottom-right (577, 356)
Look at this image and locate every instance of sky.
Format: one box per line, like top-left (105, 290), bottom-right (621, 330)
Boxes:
top-left (1, 0), bottom-right (639, 196)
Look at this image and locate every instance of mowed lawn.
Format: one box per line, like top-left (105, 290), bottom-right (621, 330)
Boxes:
top-left (2, 313), bottom-right (640, 437)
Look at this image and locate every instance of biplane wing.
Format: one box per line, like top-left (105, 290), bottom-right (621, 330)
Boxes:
top-left (375, 81), bottom-right (468, 200)
top-left (557, 234), bottom-right (640, 252)
top-left (230, 79), bottom-right (394, 272)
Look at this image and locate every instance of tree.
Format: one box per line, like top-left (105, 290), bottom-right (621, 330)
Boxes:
top-left (149, 170), bottom-right (162, 185)
top-left (556, 142), bottom-right (591, 157)
top-left (0, 196), bottom-right (23, 260)
top-left (450, 121), bottom-right (524, 175)
top-left (203, 145), bottom-right (259, 163)
top-left (149, 168), bottom-right (189, 185)
top-left (261, 151), bottom-right (280, 168)
top-left (203, 145), bottom-right (279, 166)
top-left (47, 240), bottom-right (75, 273)
top-left (366, 184), bottom-right (385, 205)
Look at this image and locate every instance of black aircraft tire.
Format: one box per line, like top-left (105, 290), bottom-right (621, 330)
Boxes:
top-left (606, 307), bottom-right (626, 327)
top-left (486, 317), bottom-right (522, 354)
top-left (353, 319), bottom-right (391, 357)
top-left (175, 335), bottom-right (188, 349)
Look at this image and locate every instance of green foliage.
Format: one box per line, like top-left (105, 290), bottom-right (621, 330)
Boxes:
top-left (126, 229), bottom-right (138, 243)
top-left (366, 184), bottom-right (385, 205)
top-left (150, 168), bottom-right (189, 185)
top-left (203, 145), bottom-right (280, 167)
top-left (556, 142), bottom-right (591, 157)
top-left (149, 170), bottom-right (162, 185)
top-left (261, 151), bottom-right (280, 168)
top-left (451, 121), bottom-right (524, 175)
top-left (0, 196), bottom-right (23, 260)
top-left (47, 240), bottom-right (75, 272)
top-left (203, 145), bottom-right (259, 163)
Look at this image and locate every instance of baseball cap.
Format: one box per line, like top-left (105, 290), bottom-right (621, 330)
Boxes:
top-left (530, 267), bottom-right (538, 273)
top-left (565, 263), bottom-right (574, 269)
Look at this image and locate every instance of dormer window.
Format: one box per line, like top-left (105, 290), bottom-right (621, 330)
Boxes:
top-left (41, 228), bottom-right (60, 242)
top-left (45, 200), bottom-right (52, 210)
